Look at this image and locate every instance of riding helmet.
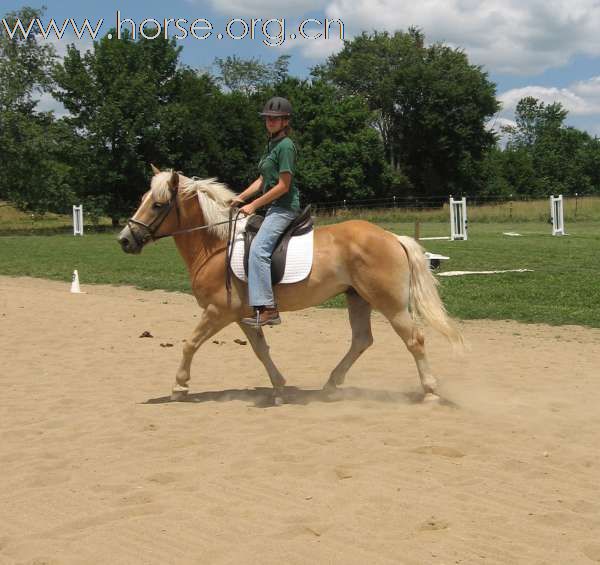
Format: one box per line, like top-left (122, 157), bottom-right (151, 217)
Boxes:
top-left (259, 96), bottom-right (292, 117)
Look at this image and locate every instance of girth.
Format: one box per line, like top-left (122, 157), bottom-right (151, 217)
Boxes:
top-left (243, 205), bottom-right (313, 285)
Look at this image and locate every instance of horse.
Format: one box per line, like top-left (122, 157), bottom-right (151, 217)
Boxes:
top-left (118, 166), bottom-right (463, 405)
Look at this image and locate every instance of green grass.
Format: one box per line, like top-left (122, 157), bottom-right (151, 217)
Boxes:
top-left (0, 201), bottom-right (114, 235)
top-left (1, 221), bottom-right (599, 327)
top-left (411, 222), bottom-right (600, 327)
top-left (1, 195), bottom-right (599, 328)
top-left (0, 234), bottom-right (191, 292)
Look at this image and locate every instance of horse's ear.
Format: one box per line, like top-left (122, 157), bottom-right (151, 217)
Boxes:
top-left (151, 163), bottom-right (161, 175)
top-left (169, 171), bottom-right (179, 190)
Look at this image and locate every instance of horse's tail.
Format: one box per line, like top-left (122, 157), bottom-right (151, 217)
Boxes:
top-left (394, 234), bottom-right (464, 348)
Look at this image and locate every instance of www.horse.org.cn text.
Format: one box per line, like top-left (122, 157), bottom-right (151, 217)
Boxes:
top-left (1, 12), bottom-right (345, 47)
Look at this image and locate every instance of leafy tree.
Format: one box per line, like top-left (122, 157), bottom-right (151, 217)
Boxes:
top-left (53, 28), bottom-right (184, 224)
top-left (317, 29), bottom-right (500, 197)
top-left (214, 54), bottom-right (290, 95)
top-left (503, 97), bottom-right (569, 149)
top-left (500, 97), bottom-right (600, 196)
top-left (0, 6), bottom-right (75, 211)
top-left (0, 6), bottom-right (56, 113)
top-left (260, 78), bottom-right (402, 205)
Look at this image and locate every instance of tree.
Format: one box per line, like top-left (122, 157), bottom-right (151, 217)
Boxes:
top-left (503, 97), bottom-right (569, 149)
top-left (0, 6), bottom-right (56, 113)
top-left (53, 28), bottom-right (184, 224)
top-left (260, 78), bottom-right (401, 205)
top-left (317, 29), bottom-right (500, 197)
top-left (0, 6), bottom-right (74, 211)
top-left (500, 97), bottom-right (600, 196)
top-left (214, 54), bottom-right (290, 95)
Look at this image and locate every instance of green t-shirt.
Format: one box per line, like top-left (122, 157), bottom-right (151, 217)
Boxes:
top-left (258, 136), bottom-right (300, 212)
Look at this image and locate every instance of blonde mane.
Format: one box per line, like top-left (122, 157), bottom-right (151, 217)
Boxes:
top-left (150, 171), bottom-right (244, 240)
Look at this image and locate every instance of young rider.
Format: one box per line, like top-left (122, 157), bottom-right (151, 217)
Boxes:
top-left (231, 96), bottom-right (300, 327)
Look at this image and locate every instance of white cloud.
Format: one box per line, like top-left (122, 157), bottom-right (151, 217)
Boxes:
top-left (202, 0), bottom-right (323, 17)
top-left (204, 0), bottom-right (600, 73)
top-left (487, 117), bottom-right (517, 146)
top-left (315, 0), bottom-right (600, 74)
top-left (499, 76), bottom-right (600, 117)
top-left (496, 76), bottom-right (600, 137)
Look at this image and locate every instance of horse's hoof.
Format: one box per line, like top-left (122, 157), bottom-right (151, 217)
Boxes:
top-left (322, 382), bottom-right (337, 394)
top-left (273, 395), bottom-right (284, 407)
top-left (423, 392), bottom-right (440, 403)
top-left (171, 385), bottom-right (189, 401)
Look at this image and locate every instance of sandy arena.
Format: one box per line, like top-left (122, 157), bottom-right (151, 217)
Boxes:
top-left (1, 275), bottom-right (600, 564)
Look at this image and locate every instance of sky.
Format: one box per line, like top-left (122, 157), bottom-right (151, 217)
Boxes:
top-left (4, 0), bottom-right (600, 138)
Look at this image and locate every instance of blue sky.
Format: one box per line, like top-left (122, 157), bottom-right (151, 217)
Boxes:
top-left (4, 0), bottom-right (600, 137)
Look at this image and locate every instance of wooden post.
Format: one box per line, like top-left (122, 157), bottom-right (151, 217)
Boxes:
top-left (414, 220), bottom-right (421, 241)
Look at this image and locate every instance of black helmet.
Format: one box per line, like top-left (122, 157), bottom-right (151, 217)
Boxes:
top-left (259, 96), bottom-right (292, 117)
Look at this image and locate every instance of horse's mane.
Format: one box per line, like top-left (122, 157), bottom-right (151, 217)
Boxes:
top-left (150, 171), bottom-right (244, 240)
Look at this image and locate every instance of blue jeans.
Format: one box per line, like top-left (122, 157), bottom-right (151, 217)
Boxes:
top-left (248, 206), bottom-right (298, 307)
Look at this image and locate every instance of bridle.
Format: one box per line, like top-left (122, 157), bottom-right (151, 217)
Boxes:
top-left (126, 184), bottom-right (244, 304)
top-left (126, 184), bottom-right (242, 245)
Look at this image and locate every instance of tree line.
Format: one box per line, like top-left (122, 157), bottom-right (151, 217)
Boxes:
top-left (1, 6), bottom-right (600, 225)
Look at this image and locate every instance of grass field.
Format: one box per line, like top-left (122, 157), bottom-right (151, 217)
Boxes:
top-left (1, 215), bottom-right (599, 327)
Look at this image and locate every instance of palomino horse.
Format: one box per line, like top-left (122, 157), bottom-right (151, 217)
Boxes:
top-left (118, 167), bottom-right (463, 404)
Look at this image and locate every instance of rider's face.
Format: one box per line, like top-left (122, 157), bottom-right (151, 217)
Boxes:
top-left (265, 115), bottom-right (288, 134)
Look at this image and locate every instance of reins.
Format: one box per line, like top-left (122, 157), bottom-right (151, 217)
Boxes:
top-left (127, 186), bottom-right (246, 303)
top-left (153, 218), bottom-right (234, 240)
top-left (225, 208), bottom-right (244, 303)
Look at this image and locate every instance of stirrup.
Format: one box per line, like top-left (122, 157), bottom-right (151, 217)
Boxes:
top-left (241, 307), bottom-right (281, 327)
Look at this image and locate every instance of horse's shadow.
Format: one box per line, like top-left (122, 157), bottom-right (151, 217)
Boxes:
top-left (144, 386), bottom-right (457, 408)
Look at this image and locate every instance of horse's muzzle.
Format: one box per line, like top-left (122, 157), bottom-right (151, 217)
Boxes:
top-left (118, 225), bottom-right (144, 254)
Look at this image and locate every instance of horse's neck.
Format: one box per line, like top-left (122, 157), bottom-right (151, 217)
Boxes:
top-left (173, 231), bottom-right (226, 281)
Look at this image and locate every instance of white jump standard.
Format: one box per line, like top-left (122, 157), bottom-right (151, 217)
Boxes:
top-left (450, 196), bottom-right (468, 241)
top-left (550, 195), bottom-right (565, 236)
top-left (73, 204), bottom-right (83, 236)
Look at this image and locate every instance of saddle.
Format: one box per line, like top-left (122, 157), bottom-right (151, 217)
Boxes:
top-left (242, 205), bottom-right (313, 285)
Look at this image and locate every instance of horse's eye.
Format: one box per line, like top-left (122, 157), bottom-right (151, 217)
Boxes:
top-left (153, 202), bottom-right (163, 209)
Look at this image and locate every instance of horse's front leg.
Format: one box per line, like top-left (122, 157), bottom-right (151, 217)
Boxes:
top-left (171, 306), bottom-right (232, 401)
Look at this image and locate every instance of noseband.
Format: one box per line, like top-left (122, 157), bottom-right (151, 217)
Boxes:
top-left (126, 186), bottom-right (241, 245)
top-left (126, 186), bottom-right (181, 245)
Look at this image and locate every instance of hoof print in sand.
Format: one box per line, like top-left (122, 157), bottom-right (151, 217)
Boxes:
top-left (420, 516), bottom-right (449, 531)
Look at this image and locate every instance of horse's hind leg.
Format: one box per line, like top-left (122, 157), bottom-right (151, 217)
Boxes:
top-left (323, 290), bottom-right (373, 391)
top-left (237, 323), bottom-right (286, 404)
top-left (387, 311), bottom-right (439, 401)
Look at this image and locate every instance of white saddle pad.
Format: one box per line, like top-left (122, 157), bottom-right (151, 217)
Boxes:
top-left (230, 230), bottom-right (314, 283)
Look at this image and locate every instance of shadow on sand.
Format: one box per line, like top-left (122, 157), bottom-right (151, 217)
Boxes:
top-left (144, 386), bottom-right (458, 408)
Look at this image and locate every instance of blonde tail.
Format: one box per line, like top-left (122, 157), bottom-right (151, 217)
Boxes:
top-left (395, 235), bottom-right (464, 347)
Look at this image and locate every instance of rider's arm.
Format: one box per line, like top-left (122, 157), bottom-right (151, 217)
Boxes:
top-left (236, 176), bottom-right (263, 202)
top-left (246, 172), bottom-right (291, 210)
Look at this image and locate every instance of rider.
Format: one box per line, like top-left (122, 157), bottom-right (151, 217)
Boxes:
top-left (231, 96), bottom-right (300, 327)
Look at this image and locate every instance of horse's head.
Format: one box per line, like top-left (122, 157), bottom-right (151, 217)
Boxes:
top-left (118, 164), bottom-right (183, 254)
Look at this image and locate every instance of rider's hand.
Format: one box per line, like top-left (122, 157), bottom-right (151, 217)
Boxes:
top-left (240, 203), bottom-right (257, 216)
top-left (229, 197), bottom-right (245, 208)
